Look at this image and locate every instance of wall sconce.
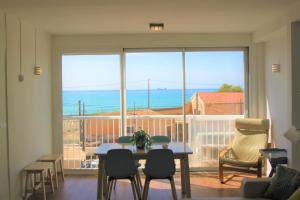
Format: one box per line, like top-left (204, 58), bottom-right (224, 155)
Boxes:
top-left (272, 64), bottom-right (280, 73)
top-left (34, 66), bottom-right (43, 75)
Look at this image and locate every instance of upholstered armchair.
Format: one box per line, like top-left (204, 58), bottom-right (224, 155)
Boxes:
top-left (219, 118), bottom-right (270, 183)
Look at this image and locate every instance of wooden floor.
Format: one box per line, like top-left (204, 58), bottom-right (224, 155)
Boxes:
top-left (28, 172), bottom-right (255, 200)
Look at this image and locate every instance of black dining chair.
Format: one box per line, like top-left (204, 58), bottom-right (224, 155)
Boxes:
top-left (105, 149), bottom-right (141, 200)
top-left (142, 149), bottom-right (177, 200)
top-left (150, 136), bottom-right (171, 143)
top-left (114, 136), bottom-right (143, 191)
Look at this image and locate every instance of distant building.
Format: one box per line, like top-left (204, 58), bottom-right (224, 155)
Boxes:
top-left (189, 92), bottom-right (244, 115)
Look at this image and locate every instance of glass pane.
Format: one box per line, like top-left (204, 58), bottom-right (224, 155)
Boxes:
top-left (185, 51), bottom-right (245, 168)
top-left (62, 55), bottom-right (120, 169)
top-left (125, 52), bottom-right (184, 142)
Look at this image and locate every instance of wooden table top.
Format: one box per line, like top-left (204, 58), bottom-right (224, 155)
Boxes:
top-left (95, 142), bottom-right (193, 156)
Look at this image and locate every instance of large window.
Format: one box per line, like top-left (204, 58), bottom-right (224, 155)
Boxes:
top-left (62, 48), bottom-right (248, 169)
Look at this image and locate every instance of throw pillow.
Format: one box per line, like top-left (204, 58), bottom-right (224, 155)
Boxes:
top-left (264, 166), bottom-right (300, 200)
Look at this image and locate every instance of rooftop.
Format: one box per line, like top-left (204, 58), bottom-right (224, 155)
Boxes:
top-left (197, 92), bottom-right (244, 104)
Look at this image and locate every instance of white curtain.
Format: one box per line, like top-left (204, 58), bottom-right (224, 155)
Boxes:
top-left (249, 42), bottom-right (267, 118)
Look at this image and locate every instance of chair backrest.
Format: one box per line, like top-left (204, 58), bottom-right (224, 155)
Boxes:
top-left (144, 149), bottom-right (175, 178)
top-left (232, 118), bottom-right (269, 162)
top-left (151, 136), bottom-right (171, 143)
top-left (117, 136), bottom-right (133, 144)
top-left (105, 149), bottom-right (137, 178)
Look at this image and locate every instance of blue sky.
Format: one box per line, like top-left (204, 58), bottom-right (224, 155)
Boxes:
top-left (62, 51), bottom-right (244, 90)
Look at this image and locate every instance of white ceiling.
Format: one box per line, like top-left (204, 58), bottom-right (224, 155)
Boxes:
top-left (0, 0), bottom-right (299, 35)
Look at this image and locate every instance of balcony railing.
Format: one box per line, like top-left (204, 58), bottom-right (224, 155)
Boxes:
top-left (63, 115), bottom-right (243, 169)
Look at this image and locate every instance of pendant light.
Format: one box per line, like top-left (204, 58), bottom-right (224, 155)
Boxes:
top-left (18, 19), bottom-right (24, 82)
top-left (34, 28), bottom-right (42, 75)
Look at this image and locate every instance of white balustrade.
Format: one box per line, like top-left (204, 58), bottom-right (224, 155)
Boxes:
top-left (63, 115), bottom-right (243, 169)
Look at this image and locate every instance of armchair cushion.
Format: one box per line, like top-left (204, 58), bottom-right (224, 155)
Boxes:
top-left (221, 157), bottom-right (259, 168)
top-left (231, 119), bottom-right (269, 163)
top-left (242, 178), bottom-right (271, 198)
top-left (220, 148), bottom-right (259, 167)
top-left (264, 166), bottom-right (300, 200)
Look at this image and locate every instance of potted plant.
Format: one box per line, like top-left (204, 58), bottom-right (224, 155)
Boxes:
top-left (131, 130), bottom-right (152, 149)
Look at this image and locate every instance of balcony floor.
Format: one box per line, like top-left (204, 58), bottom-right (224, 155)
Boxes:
top-left (28, 172), bottom-right (256, 200)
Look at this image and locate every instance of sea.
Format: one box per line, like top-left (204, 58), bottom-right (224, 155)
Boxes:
top-left (63, 89), bottom-right (217, 115)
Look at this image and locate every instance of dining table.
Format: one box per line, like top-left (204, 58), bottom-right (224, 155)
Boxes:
top-left (95, 142), bottom-right (193, 200)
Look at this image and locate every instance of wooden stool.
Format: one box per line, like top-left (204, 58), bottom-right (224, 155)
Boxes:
top-left (23, 162), bottom-right (54, 200)
top-left (38, 154), bottom-right (65, 189)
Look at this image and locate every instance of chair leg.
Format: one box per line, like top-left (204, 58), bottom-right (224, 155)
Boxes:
top-left (23, 172), bottom-right (29, 200)
top-left (219, 162), bottom-right (224, 184)
top-left (59, 159), bottom-right (65, 182)
top-left (130, 179), bottom-right (138, 200)
top-left (170, 176), bottom-right (177, 200)
top-left (142, 177), bottom-right (150, 200)
top-left (41, 172), bottom-right (47, 200)
top-left (132, 177), bottom-right (141, 200)
top-left (113, 180), bottom-right (117, 190)
top-left (257, 159), bottom-right (262, 178)
top-left (136, 171), bottom-right (143, 190)
top-left (53, 161), bottom-right (59, 189)
top-left (48, 169), bottom-right (54, 193)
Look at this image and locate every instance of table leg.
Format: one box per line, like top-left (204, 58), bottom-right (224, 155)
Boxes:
top-left (269, 164), bottom-right (276, 177)
top-left (102, 160), bottom-right (107, 196)
top-left (180, 158), bottom-right (186, 195)
top-left (97, 156), bottom-right (103, 200)
top-left (183, 154), bottom-right (191, 198)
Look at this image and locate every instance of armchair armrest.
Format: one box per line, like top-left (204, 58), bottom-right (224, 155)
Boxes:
top-left (241, 178), bottom-right (271, 198)
top-left (219, 146), bottom-right (232, 159)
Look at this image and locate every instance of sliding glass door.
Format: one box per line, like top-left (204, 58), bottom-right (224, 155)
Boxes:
top-left (125, 51), bottom-right (184, 141)
top-left (61, 48), bottom-right (248, 169)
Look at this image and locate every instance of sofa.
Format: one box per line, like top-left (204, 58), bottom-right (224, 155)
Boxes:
top-left (192, 177), bottom-right (300, 200)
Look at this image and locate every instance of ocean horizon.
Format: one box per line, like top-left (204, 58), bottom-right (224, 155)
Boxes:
top-left (63, 88), bottom-right (218, 115)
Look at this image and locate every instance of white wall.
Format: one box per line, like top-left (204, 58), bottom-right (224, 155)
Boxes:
top-left (0, 12), bottom-right (53, 199)
top-left (263, 26), bottom-right (293, 163)
top-left (253, 0), bottom-right (300, 169)
top-left (52, 33), bottom-right (252, 153)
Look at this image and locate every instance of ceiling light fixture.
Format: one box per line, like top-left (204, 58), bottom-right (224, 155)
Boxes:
top-left (149, 23), bottom-right (164, 31)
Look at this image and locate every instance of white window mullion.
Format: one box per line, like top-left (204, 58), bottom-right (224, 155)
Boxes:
top-left (182, 48), bottom-right (186, 143)
top-left (120, 50), bottom-right (127, 136)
